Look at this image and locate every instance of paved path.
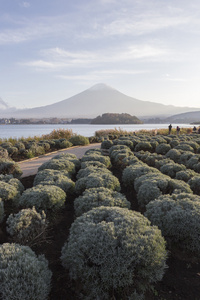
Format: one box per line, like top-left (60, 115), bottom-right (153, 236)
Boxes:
top-left (19, 143), bottom-right (101, 178)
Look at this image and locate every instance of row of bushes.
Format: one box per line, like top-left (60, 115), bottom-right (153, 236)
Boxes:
top-left (135, 150), bottom-right (200, 195)
top-left (60, 149), bottom-right (168, 299)
top-left (106, 141), bottom-right (200, 261)
top-left (102, 133), bottom-right (200, 154)
top-left (0, 152), bottom-right (84, 299)
top-left (0, 131), bottom-right (90, 162)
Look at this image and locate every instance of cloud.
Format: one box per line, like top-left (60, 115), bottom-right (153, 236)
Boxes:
top-left (57, 69), bottom-right (149, 81)
top-left (20, 2), bottom-right (31, 8)
top-left (21, 43), bottom-right (168, 72)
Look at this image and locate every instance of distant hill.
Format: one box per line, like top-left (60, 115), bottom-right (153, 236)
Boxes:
top-left (91, 113), bottom-right (143, 124)
top-left (164, 111), bottom-right (200, 123)
top-left (1, 83), bottom-right (200, 119)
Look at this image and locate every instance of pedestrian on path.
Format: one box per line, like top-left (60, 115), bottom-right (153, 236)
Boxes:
top-left (168, 124), bottom-right (172, 134)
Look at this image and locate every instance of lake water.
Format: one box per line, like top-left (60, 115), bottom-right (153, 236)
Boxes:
top-left (0, 124), bottom-right (194, 140)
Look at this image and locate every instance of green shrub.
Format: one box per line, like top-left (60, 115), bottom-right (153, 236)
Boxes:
top-left (156, 143), bottom-right (171, 155)
top-left (188, 176), bottom-right (200, 195)
top-left (57, 139), bottom-right (73, 149)
top-left (28, 144), bottom-right (46, 157)
top-left (175, 143), bottom-right (194, 152)
top-left (109, 144), bottom-right (129, 156)
top-left (76, 166), bottom-right (111, 180)
top-left (165, 149), bottom-right (181, 163)
top-left (0, 147), bottom-right (9, 159)
top-left (186, 155), bottom-right (200, 170)
top-left (85, 148), bottom-right (102, 155)
top-left (145, 193), bottom-right (200, 257)
top-left (0, 142), bottom-right (13, 149)
top-left (18, 185), bottom-right (66, 214)
top-left (6, 207), bottom-right (47, 245)
top-left (134, 173), bottom-right (169, 195)
top-left (122, 164), bottom-right (159, 188)
top-left (0, 243), bottom-right (52, 300)
top-left (169, 139), bottom-right (179, 148)
top-left (53, 152), bottom-right (81, 170)
top-left (0, 198), bottom-right (4, 223)
top-left (81, 153), bottom-right (111, 168)
top-left (6, 146), bottom-right (18, 157)
top-left (160, 162), bottom-right (186, 178)
top-left (110, 148), bottom-right (134, 167)
top-left (113, 139), bottom-right (134, 150)
top-left (61, 207), bottom-right (167, 300)
top-left (149, 140), bottom-right (159, 151)
top-left (137, 182), bottom-right (162, 207)
top-left (74, 187), bottom-right (130, 216)
top-left (0, 158), bottom-right (22, 178)
top-left (168, 179), bottom-right (192, 194)
top-left (38, 157), bottom-right (76, 176)
top-left (0, 181), bottom-right (21, 203)
top-left (101, 140), bottom-right (113, 149)
top-left (38, 141), bottom-right (51, 152)
top-left (75, 172), bottom-right (121, 195)
top-left (175, 169), bottom-right (197, 182)
top-left (81, 160), bottom-right (108, 169)
top-left (135, 141), bottom-right (152, 152)
top-left (33, 169), bottom-right (75, 194)
top-left (179, 151), bottom-right (194, 165)
top-left (69, 135), bottom-right (89, 146)
top-left (0, 174), bottom-right (24, 194)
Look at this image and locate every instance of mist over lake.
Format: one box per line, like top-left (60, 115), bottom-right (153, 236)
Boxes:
top-left (0, 124), bottom-right (194, 139)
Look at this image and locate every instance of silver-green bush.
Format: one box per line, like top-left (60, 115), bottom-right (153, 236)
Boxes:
top-left (33, 169), bottom-right (75, 195)
top-left (0, 243), bottom-right (52, 300)
top-left (160, 162), bottom-right (186, 178)
top-left (0, 181), bottom-right (20, 203)
top-left (165, 149), bottom-right (182, 163)
top-left (74, 187), bottom-right (130, 216)
top-left (81, 153), bottom-right (111, 168)
top-left (145, 193), bottom-right (200, 257)
top-left (19, 185), bottom-right (66, 213)
top-left (75, 172), bottom-right (121, 195)
top-left (0, 147), bottom-right (9, 159)
top-left (156, 143), bottom-right (171, 155)
top-left (52, 152), bottom-right (81, 170)
top-left (81, 160), bottom-right (107, 169)
top-left (122, 164), bottom-right (159, 188)
top-left (61, 207), bottom-right (167, 300)
top-left (175, 169), bottom-right (197, 182)
top-left (101, 140), bottom-right (113, 149)
top-left (6, 207), bottom-right (47, 245)
top-left (0, 158), bottom-right (22, 178)
top-left (0, 174), bottom-right (24, 194)
top-left (188, 176), bottom-right (200, 195)
top-left (175, 143), bottom-right (194, 152)
top-left (135, 141), bottom-right (152, 152)
top-left (38, 157), bottom-right (76, 176)
top-left (76, 166), bottom-right (111, 179)
top-left (69, 135), bottom-right (89, 145)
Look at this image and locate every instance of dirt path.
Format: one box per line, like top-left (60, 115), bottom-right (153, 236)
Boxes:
top-left (19, 143), bottom-right (101, 178)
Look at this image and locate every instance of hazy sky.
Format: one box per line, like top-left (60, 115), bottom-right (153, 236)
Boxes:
top-left (1, 0), bottom-right (200, 109)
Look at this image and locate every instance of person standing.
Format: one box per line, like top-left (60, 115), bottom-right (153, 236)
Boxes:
top-left (176, 126), bottom-right (180, 135)
top-left (168, 124), bottom-right (172, 134)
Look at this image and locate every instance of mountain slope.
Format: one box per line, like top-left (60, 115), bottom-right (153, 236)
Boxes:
top-left (1, 83), bottom-right (200, 118)
top-left (165, 111), bottom-right (200, 123)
